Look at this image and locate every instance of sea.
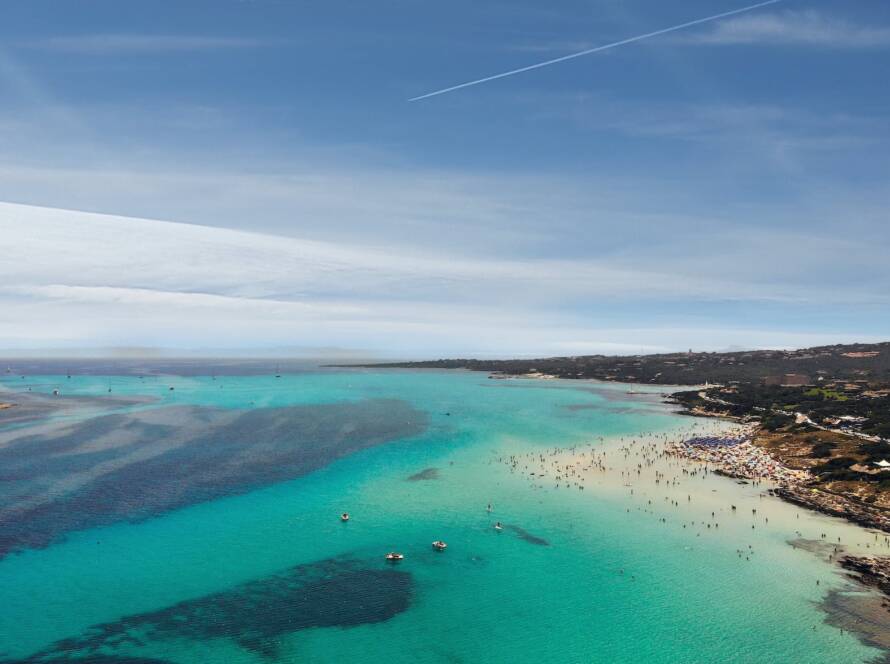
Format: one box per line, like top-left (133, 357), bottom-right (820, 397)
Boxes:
top-left (0, 366), bottom-right (886, 663)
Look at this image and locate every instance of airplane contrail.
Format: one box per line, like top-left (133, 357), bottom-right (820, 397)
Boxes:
top-left (409, 0), bottom-right (783, 101)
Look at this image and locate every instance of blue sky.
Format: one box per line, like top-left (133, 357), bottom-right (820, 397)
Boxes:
top-left (1, 0), bottom-right (888, 358)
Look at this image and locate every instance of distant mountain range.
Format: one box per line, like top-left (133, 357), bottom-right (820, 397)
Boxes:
top-left (351, 342), bottom-right (890, 387)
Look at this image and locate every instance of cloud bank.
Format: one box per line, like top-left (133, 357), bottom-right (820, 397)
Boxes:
top-left (689, 11), bottom-right (890, 48)
top-left (1, 202), bottom-right (886, 358)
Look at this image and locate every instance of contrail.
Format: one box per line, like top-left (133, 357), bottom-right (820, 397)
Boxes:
top-left (409, 0), bottom-right (783, 101)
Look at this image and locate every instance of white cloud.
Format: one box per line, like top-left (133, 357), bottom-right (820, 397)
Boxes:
top-left (688, 11), bottom-right (890, 48)
top-left (0, 201), bottom-right (769, 306)
top-left (1, 201), bottom-right (887, 357)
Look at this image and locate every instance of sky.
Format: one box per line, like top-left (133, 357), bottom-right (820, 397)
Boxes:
top-left (0, 0), bottom-right (888, 359)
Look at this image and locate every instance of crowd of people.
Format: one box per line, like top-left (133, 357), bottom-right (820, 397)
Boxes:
top-left (666, 433), bottom-right (808, 486)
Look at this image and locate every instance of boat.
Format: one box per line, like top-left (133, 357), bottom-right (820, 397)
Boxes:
top-left (432, 540), bottom-right (447, 551)
top-left (494, 522), bottom-right (503, 531)
top-left (340, 512), bottom-right (350, 522)
top-left (385, 552), bottom-right (404, 562)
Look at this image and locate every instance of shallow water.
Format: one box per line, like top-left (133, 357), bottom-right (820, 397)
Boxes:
top-left (0, 369), bottom-right (885, 663)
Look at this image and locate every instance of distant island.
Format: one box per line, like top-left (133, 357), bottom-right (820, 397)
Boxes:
top-left (349, 342), bottom-right (890, 533)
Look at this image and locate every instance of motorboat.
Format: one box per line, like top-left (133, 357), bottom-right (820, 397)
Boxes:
top-left (432, 540), bottom-right (447, 551)
top-left (385, 552), bottom-right (404, 562)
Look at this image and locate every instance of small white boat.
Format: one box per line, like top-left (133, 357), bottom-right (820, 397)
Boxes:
top-left (340, 512), bottom-right (350, 522)
top-left (432, 540), bottom-right (447, 551)
top-left (385, 552), bottom-right (404, 562)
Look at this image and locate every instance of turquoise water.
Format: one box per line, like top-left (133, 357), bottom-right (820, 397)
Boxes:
top-left (0, 369), bottom-right (883, 663)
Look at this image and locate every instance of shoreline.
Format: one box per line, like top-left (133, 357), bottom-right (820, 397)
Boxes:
top-left (662, 415), bottom-right (890, 629)
top-left (661, 396), bottom-right (890, 535)
top-left (557, 377), bottom-right (890, 636)
top-left (840, 555), bottom-right (890, 600)
top-left (769, 485), bottom-right (890, 534)
top-left (491, 370), bottom-right (890, 537)
top-left (625, 420), bottom-right (890, 656)
top-left (493, 417), bottom-right (890, 660)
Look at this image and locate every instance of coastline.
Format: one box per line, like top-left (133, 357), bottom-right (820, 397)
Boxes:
top-left (661, 392), bottom-right (890, 534)
top-left (841, 556), bottom-right (890, 600)
top-left (497, 372), bottom-right (889, 530)
top-left (658, 395), bottom-right (890, 629)
top-left (493, 402), bottom-right (890, 659)
top-left (496, 371), bottom-right (890, 619)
